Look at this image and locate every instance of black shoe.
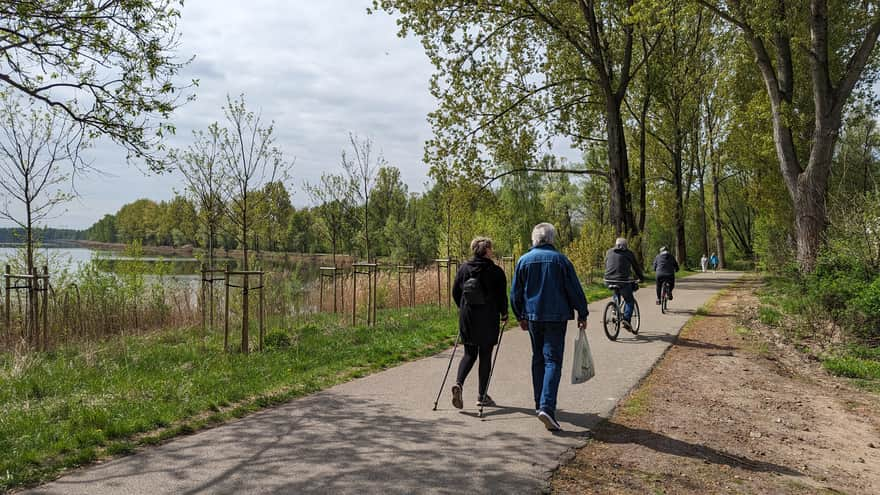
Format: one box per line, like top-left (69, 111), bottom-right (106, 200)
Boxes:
top-left (476, 395), bottom-right (496, 407)
top-left (537, 410), bottom-right (561, 431)
top-left (451, 384), bottom-right (463, 409)
top-left (622, 320), bottom-right (633, 332)
top-left (668, 294), bottom-right (673, 301)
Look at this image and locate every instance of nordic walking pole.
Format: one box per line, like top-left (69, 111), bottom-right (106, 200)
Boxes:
top-left (432, 332), bottom-right (461, 410)
top-left (479, 318), bottom-right (508, 418)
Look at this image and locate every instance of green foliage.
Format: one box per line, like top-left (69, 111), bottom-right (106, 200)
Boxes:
top-left (566, 220), bottom-right (616, 285)
top-left (0, 1), bottom-right (193, 171)
top-left (85, 215), bottom-right (118, 243)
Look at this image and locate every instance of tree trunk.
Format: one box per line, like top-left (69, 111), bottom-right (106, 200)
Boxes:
top-left (241, 203), bottom-right (249, 354)
top-left (605, 97), bottom-right (638, 237)
top-left (638, 93), bottom-right (649, 235)
top-left (672, 127), bottom-right (687, 268)
top-left (698, 167), bottom-right (710, 259)
top-left (712, 165), bottom-right (726, 268)
top-left (795, 122), bottom-right (837, 271)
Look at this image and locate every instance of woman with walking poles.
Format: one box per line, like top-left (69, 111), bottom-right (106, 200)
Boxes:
top-left (448, 237), bottom-right (509, 410)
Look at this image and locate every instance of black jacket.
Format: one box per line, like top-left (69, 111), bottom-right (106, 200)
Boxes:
top-left (652, 251), bottom-right (680, 277)
top-left (452, 256), bottom-right (508, 347)
top-left (604, 247), bottom-right (644, 282)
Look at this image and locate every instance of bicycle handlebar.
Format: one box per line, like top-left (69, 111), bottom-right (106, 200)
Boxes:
top-left (603, 279), bottom-right (640, 283)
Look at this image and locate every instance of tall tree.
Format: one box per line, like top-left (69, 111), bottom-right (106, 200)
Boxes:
top-left (701, 0), bottom-right (880, 272)
top-left (643, 1), bottom-right (712, 266)
top-left (0, 1), bottom-right (193, 170)
top-left (373, 0), bottom-right (659, 237)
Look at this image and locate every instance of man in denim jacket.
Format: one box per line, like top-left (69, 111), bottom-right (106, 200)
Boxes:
top-left (510, 223), bottom-right (589, 431)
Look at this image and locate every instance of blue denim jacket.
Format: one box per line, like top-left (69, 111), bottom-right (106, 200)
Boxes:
top-left (510, 244), bottom-right (589, 322)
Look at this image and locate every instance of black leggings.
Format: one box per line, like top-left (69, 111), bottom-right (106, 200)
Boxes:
top-left (456, 344), bottom-right (494, 397)
top-left (656, 275), bottom-right (675, 300)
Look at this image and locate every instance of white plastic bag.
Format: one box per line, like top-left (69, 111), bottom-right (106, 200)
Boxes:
top-left (571, 327), bottom-right (595, 384)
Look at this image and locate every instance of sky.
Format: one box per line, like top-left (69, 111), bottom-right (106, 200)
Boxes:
top-left (8, 0), bottom-right (440, 229)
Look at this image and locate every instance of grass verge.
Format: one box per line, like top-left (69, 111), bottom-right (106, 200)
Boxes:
top-left (756, 275), bottom-right (880, 392)
top-left (0, 305), bottom-right (458, 491)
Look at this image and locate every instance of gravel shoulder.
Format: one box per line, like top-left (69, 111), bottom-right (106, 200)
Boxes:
top-left (551, 276), bottom-right (880, 494)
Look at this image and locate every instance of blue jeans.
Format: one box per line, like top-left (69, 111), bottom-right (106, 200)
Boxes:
top-left (615, 283), bottom-right (636, 322)
top-left (527, 321), bottom-right (567, 417)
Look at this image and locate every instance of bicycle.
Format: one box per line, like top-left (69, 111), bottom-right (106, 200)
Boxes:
top-left (602, 280), bottom-right (641, 341)
top-left (660, 280), bottom-right (672, 314)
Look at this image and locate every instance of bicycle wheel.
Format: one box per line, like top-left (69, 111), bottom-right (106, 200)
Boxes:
top-left (603, 301), bottom-right (620, 341)
top-left (661, 283), bottom-right (669, 314)
top-left (630, 299), bottom-right (640, 334)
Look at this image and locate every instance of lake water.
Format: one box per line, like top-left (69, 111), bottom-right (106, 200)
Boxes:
top-left (0, 246), bottom-right (322, 283)
top-left (0, 246), bottom-right (96, 271)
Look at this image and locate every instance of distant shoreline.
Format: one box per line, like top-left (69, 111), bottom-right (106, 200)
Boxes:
top-left (71, 240), bottom-right (355, 267)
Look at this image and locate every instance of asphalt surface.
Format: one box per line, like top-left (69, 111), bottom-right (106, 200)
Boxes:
top-left (29, 271), bottom-right (742, 494)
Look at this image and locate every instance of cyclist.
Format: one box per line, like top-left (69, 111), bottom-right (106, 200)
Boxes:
top-left (604, 238), bottom-right (644, 332)
top-left (652, 246), bottom-right (679, 305)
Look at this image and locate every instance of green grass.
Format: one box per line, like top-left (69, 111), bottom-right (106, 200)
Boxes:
top-left (0, 305), bottom-right (458, 491)
top-left (758, 275), bottom-right (880, 391)
top-left (758, 305), bottom-right (783, 326)
top-left (619, 386), bottom-right (652, 418)
top-left (823, 356), bottom-right (880, 380)
top-left (735, 326), bottom-right (752, 336)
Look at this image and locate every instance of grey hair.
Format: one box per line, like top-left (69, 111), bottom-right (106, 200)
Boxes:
top-left (470, 236), bottom-right (493, 257)
top-left (615, 237), bottom-right (628, 249)
top-left (531, 223), bottom-right (557, 247)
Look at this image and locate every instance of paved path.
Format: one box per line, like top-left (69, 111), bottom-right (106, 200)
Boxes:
top-left (30, 271), bottom-right (742, 495)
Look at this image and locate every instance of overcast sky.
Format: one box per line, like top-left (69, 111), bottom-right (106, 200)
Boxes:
top-left (10, 0), bottom-right (439, 229)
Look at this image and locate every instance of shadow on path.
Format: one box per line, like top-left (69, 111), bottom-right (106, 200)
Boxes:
top-left (591, 420), bottom-right (801, 476)
top-left (32, 394), bottom-right (543, 495)
top-left (612, 332), bottom-right (738, 352)
top-left (471, 404), bottom-right (798, 477)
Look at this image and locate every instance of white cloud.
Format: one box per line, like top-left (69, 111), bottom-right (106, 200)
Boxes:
top-left (5, 0), bottom-right (438, 229)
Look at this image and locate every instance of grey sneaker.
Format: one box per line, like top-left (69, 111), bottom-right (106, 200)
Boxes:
top-left (476, 395), bottom-right (496, 407)
top-left (538, 410), bottom-right (561, 431)
top-left (451, 384), bottom-right (463, 409)
top-left (622, 320), bottom-right (633, 332)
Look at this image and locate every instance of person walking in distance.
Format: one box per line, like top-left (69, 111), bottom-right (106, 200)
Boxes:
top-left (709, 252), bottom-right (719, 272)
top-left (652, 246), bottom-right (679, 305)
top-left (510, 223), bottom-right (588, 431)
top-left (450, 237), bottom-right (508, 409)
top-left (604, 238), bottom-right (644, 332)
top-left (700, 253), bottom-right (708, 273)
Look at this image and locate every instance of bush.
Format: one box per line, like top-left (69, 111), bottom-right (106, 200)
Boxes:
top-left (853, 277), bottom-right (880, 319)
top-left (264, 329), bottom-right (292, 350)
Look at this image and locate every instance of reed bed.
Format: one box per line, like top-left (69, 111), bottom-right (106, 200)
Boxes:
top-left (0, 257), bottom-right (484, 352)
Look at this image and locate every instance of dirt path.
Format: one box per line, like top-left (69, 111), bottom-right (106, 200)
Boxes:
top-left (552, 277), bottom-right (880, 494)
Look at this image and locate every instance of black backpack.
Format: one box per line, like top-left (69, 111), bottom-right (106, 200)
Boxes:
top-left (461, 270), bottom-right (488, 305)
